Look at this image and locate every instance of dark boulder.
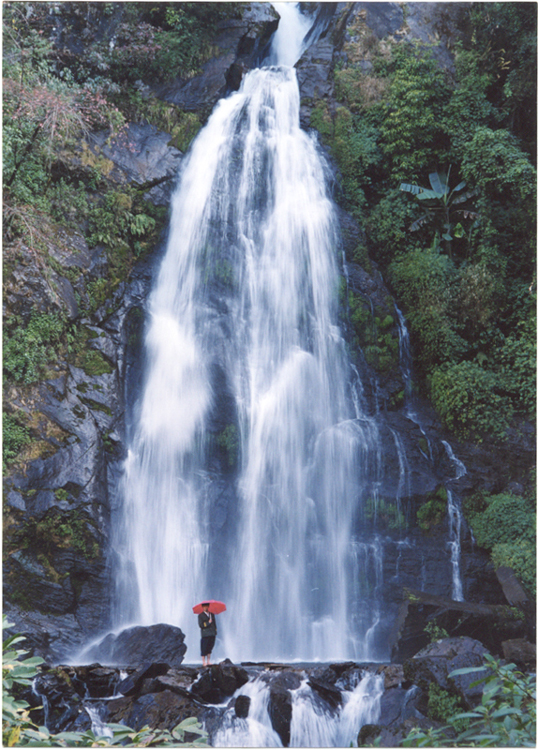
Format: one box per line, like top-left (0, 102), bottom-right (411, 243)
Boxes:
top-left (377, 684), bottom-right (427, 728)
top-left (267, 686), bottom-right (293, 747)
top-left (502, 639), bottom-right (536, 671)
top-left (117, 662), bottom-right (171, 697)
top-left (191, 659), bottom-right (249, 704)
top-left (358, 716), bottom-right (443, 748)
top-left (32, 668), bottom-right (85, 733)
top-left (403, 636), bottom-right (491, 708)
top-left (307, 677), bottom-right (342, 709)
top-left (73, 664), bottom-right (123, 698)
top-left (82, 624), bottom-right (187, 668)
top-left (106, 690), bottom-right (201, 732)
top-left (235, 694), bottom-right (251, 718)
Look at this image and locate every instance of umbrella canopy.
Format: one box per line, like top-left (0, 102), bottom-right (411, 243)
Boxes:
top-left (192, 600), bottom-right (226, 615)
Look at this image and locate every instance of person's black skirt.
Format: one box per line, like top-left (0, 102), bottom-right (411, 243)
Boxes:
top-left (201, 635), bottom-right (216, 656)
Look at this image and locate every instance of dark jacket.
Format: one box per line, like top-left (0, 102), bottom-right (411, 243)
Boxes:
top-left (198, 611), bottom-right (217, 637)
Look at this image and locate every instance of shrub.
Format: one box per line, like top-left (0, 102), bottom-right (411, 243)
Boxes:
top-left (417, 487), bottom-right (447, 531)
top-left (429, 361), bottom-right (512, 441)
top-left (402, 655), bottom-right (536, 747)
top-left (3, 413), bottom-right (31, 470)
top-left (3, 313), bottom-right (65, 384)
top-left (389, 245), bottom-right (466, 373)
top-left (377, 43), bottom-right (450, 182)
top-left (461, 127), bottom-right (537, 203)
top-left (498, 313), bottom-right (537, 416)
top-left (464, 491), bottom-right (536, 596)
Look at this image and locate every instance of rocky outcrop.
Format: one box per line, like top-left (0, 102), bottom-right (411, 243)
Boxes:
top-left (403, 637), bottom-right (491, 707)
top-left (191, 659), bottom-right (249, 704)
top-left (28, 639), bottom-right (527, 747)
top-left (390, 588), bottom-right (529, 662)
top-left (156, 4), bottom-right (279, 113)
top-left (82, 623), bottom-right (187, 668)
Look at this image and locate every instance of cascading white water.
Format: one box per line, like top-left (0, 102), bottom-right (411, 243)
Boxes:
top-left (113, 3), bottom-right (385, 662)
top-left (442, 441), bottom-right (467, 601)
top-left (214, 672), bottom-right (384, 748)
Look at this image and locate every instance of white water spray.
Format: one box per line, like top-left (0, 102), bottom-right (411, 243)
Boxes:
top-left (214, 673), bottom-right (384, 748)
top-left (113, 3), bottom-right (385, 662)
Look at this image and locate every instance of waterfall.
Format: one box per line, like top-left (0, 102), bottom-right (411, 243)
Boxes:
top-left (442, 441), bottom-right (467, 601)
top-left (213, 673), bottom-right (384, 748)
top-left (112, 3), bottom-right (389, 663)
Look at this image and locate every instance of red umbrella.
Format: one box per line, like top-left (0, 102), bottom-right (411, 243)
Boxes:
top-left (192, 600), bottom-right (227, 615)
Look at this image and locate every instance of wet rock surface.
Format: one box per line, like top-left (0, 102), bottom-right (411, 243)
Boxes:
top-left (27, 636), bottom-right (533, 747)
top-left (83, 624), bottom-right (187, 668)
top-left (156, 3), bottom-right (279, 113)
top-left (390, 588), bottom-right (529, 662)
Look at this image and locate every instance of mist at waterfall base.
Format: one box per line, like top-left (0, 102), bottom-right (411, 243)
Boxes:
top-left (105, 2), bottom-right (461, 672)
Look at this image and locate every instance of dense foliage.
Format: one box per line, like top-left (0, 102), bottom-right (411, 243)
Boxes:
top-left (463, 491), bottom-right (536, 596)
top-left (402, 655), bottom-right (536, 747)
top-left (2, 617), bottom-right (208, 746)
top-left (323, 3), bottom-right (536, 445)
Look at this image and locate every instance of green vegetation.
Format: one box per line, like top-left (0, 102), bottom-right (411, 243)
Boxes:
top-left (345, 289), bottom-right (399, 374)
top-left (216, 424), bottom-right (239, 469)
top-left (424, 619), bottom-right (449, 643)
top-left (463, 491), bottom-right (536, 596)
top-left (3, 617), bottom-right (208, 746)
top-left (365, 498), bottom-right (407, 531)
top-left (3, 413), bottom-right (31, 471)
top-left (3, 313), bottom-right (65, 385)
top-left (427, 682), bottom-right (464, 729)
top-left (417, 487), bottom-right (447, 532)
top-left (7, 507), bottom-right (101, 563)
top-left (317, 5), bottom-right (536, 444)
top-left (402, 655), bottom-right (536, 747)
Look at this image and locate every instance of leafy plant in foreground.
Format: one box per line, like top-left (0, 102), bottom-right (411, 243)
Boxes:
top-left (401, 655), bottom-right (536, 747)
top-left (2, 616), bottom-right (208, 746)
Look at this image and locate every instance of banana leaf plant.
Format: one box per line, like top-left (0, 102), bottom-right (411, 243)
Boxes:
top-left (400, 167), bottom-right (479, 257)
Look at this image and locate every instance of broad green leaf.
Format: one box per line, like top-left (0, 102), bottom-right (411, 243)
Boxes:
top-left (416, 189), bottom-right (444, 200)
top-left (429, 171), bottom-right (448, 194)
top-left (400, 182), bottom-right (424, 194)
top-left (492, 706), bottom-right (520, 718)
top-left (449, 665), bottom-right (487, 677)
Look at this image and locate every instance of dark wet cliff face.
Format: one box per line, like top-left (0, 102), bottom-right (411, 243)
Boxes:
top-left (3, 2), bottom-right (534, 664)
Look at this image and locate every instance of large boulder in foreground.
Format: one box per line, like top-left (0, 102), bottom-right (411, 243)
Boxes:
top-left (82, 623), bottom-right (187, 667)
top-left (404, 636), bottom-right (491, 708)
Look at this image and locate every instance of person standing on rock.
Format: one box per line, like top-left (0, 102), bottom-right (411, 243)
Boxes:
top-left (198, 602), bottom-right (217, 667)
